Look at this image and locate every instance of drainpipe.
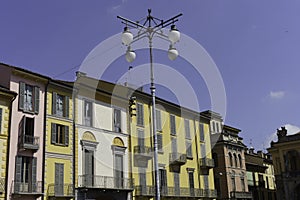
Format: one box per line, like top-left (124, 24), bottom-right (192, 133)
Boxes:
top-left (72, 86), bottom-right (77, 199)
top-left (194, 115), bottom-right (201, 190)
top-left (5, 93), bottom-right (17, 200)
top-left (42, 80), bottom-right (49, 199)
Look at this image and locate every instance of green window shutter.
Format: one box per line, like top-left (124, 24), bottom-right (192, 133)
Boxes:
top-left (156, 110), bottom-right (162, 131)
top-left (137, 129), bottom-right (144, 147)
top-left (32, 157), bottom-right (37, 191)
top-left (64, 96), bottom-right (69, 118)
top-left (19, 82), bottom-right (25, 111)
top-left (55, 163), bottom-right (64, 195)
top-left (51, 123), bottom-right (57, 144)
top-left (65, 126), bottom-right (69, 146)
top-left (34, 87), bottom-right (40, 114)
top-left (52, 92), bottom-right (57, 115)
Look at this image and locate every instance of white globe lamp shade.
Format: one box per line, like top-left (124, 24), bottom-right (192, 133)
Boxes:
top-left (168, 47), bottom-right (178, 61)
top-left (126, 50), bottom-right (136, 63)
top-left (168, 25), bottom-right (180, 44)
top-left (122, 27), bottom-right (133, 46)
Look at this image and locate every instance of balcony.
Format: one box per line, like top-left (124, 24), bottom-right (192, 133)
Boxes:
top-left (12, 181), bottom-right (43, 196)
top-left (134, 146), bottom-right (152, 167)
top-left (18, 134), bottom-right (39, 151)
top-left (160, 187), bottom-right (217, 198)
top-left (0, 177), bottom-right (4, 193)
top-left (230, 191), bottom-right (253, 199)
top-left (134, 185), bottom-right (154, 196)
top-left (78, 175), bottom-right (133, 191)
top-left (47, 183), bottom-right (74, 198)
top-left (199, 158), bottom-right (215, 169)
top-left (169, 153), bottom-right (187, 166)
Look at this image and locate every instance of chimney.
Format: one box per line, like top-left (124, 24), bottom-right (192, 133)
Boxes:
top-left (76, 71), bottom-right (87, 78)
top-left (277, 126), bottom-right (287, 141)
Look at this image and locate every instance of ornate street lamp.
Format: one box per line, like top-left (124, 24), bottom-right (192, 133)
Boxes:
top-left (118, 9), bottom-right (182, 200)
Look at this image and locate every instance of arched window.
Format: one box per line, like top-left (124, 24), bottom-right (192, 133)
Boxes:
top-left (238, 154), bottom-right (242, 168)
top-left (231, 171), bottom-right (236, 191)
top-left (285, 150), bottom-right (300, 171)
top-left (229, 153), bottom-right (233, 167)
top-left (234, 153), bottom-right (238, 168)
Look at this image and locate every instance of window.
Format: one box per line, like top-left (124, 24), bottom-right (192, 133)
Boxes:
top-left (170, 115), bottom-right (176, 135)
top-left (0, 108), bottom-right (2, 133)
top-left (51, 123), bottom-right (69, 146)
top-left (231, 171), bottom-right (236, 191)
top-left (234, 153), bottom-right (238, 167)
top-left (52, 92), bottom-right (69, 118)
top-left (83, 100), bottom-right (92, 126)
top-left (204, 175), bottom-right (209, 189)
top-left (139, 168), bottom-right (146, 190)
top-left (212, 121), bottom-right (215, 132)
top-left (84, 149), bottom-right (94, 186)
top-left (156, 109), bottom-right (162, 131)
top-left (238, 154), bottom-right (242, 168)
top-left (114, 109), bottom-right (122, 132)
top-left (137, 103), bottom-right (144, 126)
top-left (188, 172), bottom-right (195, 196)
top-left (241, 177), bottom-right (245, 192)
top-left (157, 134), bottom-right (163, 152)
top-left (19, 82), bottom-right (40, 114)
top-left (199, 123), bottom-right (205, 141)
top-left (137, 129), bottom-right (145, 147)
top-left (229, 153), bottom-right (233, 166)
top-left (174, 172), bottom-right (180, 195)
top-left (186, 141), bottom-right (193, 158)
top-left (15, 156), bottom-right (37, 192)
top-left (115, 154), bottom-right (124, 188)
top-left (185, 119), bottom-right (191, 139)
top-left (55, 163), bottom-right (64, 195)
top-left (159, 169), bottom-right (167, 192)
top-left (19, 116), bottom-right (35, 145)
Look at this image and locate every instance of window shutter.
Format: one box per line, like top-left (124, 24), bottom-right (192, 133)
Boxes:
top-left (157, 134), bottom-right (162, 151)
top-left (65, 126), bottom-right (69, 146)
top-left (137, 129), bottom-right (144, 147)
top-left (52, 92), bottom-right (57, 115)
top-left (32, 157), bottom-right (37, 191)
top-left (51, 123), bottom-right (57, 144)
top-left (156, 110), bottom-right (162, 131)
top-left (199, 123), bottom-right (205, 141)
top-left (19, 82), bottom-right (25, 111)
top-left (19, 116), bottom-right (26, 144)
top-left (170, 115), bottom-right (176, 135)
top-left (114, 109), bottom-right (121, 132)
top-left (185, 119), bottom-right (190, 139)
top-left (64, 96), bottom-right (69, 118)
top-left (15, 156), bottom-right (22, 183)
top-left (34, 87), bottom-right (40, 114)
top-left (137, 103), bottom-right (144, 126)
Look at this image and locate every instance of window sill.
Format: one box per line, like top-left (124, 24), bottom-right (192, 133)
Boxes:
top-left (158, 150), bottom-right (164, 154)
top-left (187, 156), bottom-right (193, 160)
top-left (51, 143), bottom-right (68, 147)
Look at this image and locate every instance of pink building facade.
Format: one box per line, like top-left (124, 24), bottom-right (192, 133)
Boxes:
top-left (0, 64), bottom-right (48, 200)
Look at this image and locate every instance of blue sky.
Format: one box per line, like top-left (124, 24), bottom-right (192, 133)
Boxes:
top-left (1, 0), bottom-right (300, 150)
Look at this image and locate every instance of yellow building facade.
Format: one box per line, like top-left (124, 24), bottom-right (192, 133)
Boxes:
top-left (0, 87), bottom-right (16, 200)
top-left (44, 80), bottom-right (74, 199)
top-left (130, 92), bottom-right (216, 199)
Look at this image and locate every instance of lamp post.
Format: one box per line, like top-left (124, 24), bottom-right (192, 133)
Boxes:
top-left (118, 9), bottom-right (182, 200)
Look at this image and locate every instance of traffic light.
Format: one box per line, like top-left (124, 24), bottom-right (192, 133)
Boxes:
top-left (129, 96), bottom-right (136, 117)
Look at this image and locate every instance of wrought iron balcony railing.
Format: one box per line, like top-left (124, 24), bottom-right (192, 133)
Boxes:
top-left (230, 191), bottom-right (253, 199)
top-left (169, 153), bottom-right (187, 166)
top-left (134, 185), bottom-right (154, 196)
top-left (47, 183), bottom-right (74, 197)
top-left (12, 181), bottom-right (43, 195)
top-left (199, 158), bottom-right (215, 169)
top-left (78, 175), bottom-right (133, 190)
top-left (134, 186), bottom-right (217, 198)
top-left (18, 134), bottom-right (39, 151)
